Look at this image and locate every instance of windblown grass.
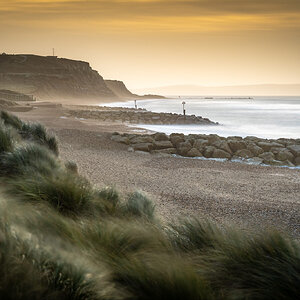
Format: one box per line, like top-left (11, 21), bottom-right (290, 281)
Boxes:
top-left (0, 199), bottom-right (120, 300)
top-left (0, 111), bottom-right (299, 299)
top-left (6, 172), bottom-right (94, 216)
top-left (0, 110), bottom-right (23, 130)
top-left (168, 217), bottom-right (226, 252)
top-left (65, 161), bottom-right (78, 174)
top-left (0, 123), bottom-right (15, 153)
top-left (204, 231), bottom-right (300, 299)
top-left (123, 191), bottom-right (156, 220)
top-left (0, 111), bottom-right (58, 154)
top-left (0, 144), bottom-right (60, 178)
top-left (20, 122), bottom-right (59, 155)
top-left (112, 253), bottom-right (213, 300)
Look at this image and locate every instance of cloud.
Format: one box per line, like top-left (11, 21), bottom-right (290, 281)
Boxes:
top-left (2, 0), bottom-right (300, 16)
top-left (1, 0), bottom-right (300, 33)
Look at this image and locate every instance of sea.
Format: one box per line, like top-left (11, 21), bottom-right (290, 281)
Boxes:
top-left (101, 96), bottom-right (300, 139)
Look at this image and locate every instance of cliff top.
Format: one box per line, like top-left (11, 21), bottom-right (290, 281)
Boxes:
top-left (0, 54), bottom-right (91, 74)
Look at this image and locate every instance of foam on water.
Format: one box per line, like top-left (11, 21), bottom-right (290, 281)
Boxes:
top-left (101, 96), bottom-right (300, 139)
top-left (172, 155), bottom-right (300, 170)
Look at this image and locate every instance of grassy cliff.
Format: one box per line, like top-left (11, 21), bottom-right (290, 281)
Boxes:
top-left (0, 111), bottom-right (299, 299)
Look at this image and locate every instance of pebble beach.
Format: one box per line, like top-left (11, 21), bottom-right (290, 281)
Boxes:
top-left (14, 102), bottom-right (300, 238)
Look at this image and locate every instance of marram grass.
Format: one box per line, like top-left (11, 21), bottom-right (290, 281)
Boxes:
top-left (0, 111), bottom-right (299, 300)
top-left (0, 110), bottom-right (59, 155)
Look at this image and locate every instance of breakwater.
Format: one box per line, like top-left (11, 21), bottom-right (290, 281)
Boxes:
top-left (112, 132), bottom-right (300, 167)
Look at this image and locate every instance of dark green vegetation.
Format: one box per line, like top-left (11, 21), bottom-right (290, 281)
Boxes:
top-left (0, 111), bottom-right (299, 299)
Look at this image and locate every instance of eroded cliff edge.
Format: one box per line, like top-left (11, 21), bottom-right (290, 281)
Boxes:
top-left (0, 54), bottom-right (161, 101)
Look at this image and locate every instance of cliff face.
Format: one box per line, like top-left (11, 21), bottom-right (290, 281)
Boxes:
top-left (0, 54), bottom-right (116, 100)
top-left (104, 80), bottom-right (137, 99)
top-left (105, 79), bottom-right (165, 100)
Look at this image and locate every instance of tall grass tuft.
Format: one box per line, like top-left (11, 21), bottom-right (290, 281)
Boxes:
top-left (0, 144), bottom-right (60, 178)
top-left (0, 110), bottom-right (23, 130)
top-left (93, 187), bottom-right (120, 215)
top-left (0, 123), bottom-right (15, 153)
top-left (123, 191), bottom-right (155, 220)
top-left (20, 122), bottom-right (59, 155)
top-left (0, 227), bottom-right (62, 300)
top-left (112, 254), bottom-right (214, 300)
top-left (0, 199), bottom-right (121, 300)
top-left (204, 230), bottom-right (300, 300)
top-left (65, 161), bottom-right (78, 174)
top-left (168, 218), bottom-right (226, 252)
top-left (6, 172), bottom-right (94, 216)
top-left (0, 111), bottom-right (59, 154)
top-left (79, 220), bottom-right (170, 261)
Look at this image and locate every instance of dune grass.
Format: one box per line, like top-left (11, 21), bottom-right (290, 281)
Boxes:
top-left (0, 123), bottom-right (15, 153)
top-left (0, 111), bottom-right (58, 155)
top-left (204, 231), bottom-right (300, 299)
top-left (0, 144), bottom-right (60, 178)
top-left (20, 122), bottom-right (59, 155)
top-left (6, 172), bottom-right (94, 216)
top-left (0, 110), bottom-right (23, 130)
top-left (0, 111), bottom-right (299, 299)
top-left (123, 191), bottom-right (156, 220)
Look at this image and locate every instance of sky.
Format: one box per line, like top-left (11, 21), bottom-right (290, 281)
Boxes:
top-left (1, 0), bottom-right (300, 91)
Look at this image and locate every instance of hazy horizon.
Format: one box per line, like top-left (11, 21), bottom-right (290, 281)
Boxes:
top-left (1, 0), bottom-right (300, 92)
top-left (132, 83), bottom-right (300, 96)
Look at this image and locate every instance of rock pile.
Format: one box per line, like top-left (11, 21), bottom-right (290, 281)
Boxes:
top-left (68, 109), bottom-right (216, 125)
top-left (111, 132), bottom-right (300, 167)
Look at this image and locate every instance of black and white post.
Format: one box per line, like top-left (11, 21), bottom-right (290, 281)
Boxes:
top-left (182, 101), bottom-right (186, 119)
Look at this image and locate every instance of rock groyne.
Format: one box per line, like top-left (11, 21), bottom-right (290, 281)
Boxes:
top-left (111, 132), bottom-right (300, 167)
top-left (67, 108), bottom-right (216, 125)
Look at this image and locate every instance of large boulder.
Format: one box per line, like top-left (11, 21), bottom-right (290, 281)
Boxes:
top-left (111, 134), bottom-right (130, 144)
top-left (267, 160), bottom-right (286, 166)
top-left (187, 148), bottom-right (202, 157)
top-left (228, 136), bottom-right (243, 140)
top-left (276, 150), bottom-right (294, 162)
top-left (212, 149), bottom-right (231, 159)
top-left (228, 140), bottom-right (247, 152)
top-left (257, 142), bottom-right (284, 152)
top-left (131, 135), bottom-right (154, 144)
top-left (247, 143), bottom-right (264, 156)
top-left (294, 157), bottom-right (300, 166)
top-left (170, 133), bottom-right (185, 147)
top-left (153, 132), bottom-right (169, 141)
top-left (218, 141), bottom-right (233, 154)
top-left (192, 134), bottom-right (209, 140)
top-left (258, 152), bottom-right (275, 162)
top-left (203, 146), bottom-right (216, 158)
top-left (207, 134), bottom-right (221, 145)
top-left (177, 141), bottom-right (192, 156)
top-left (194, 139), bottom-right (209, 151)
top-left (153, 140), bottom-right (173, 150)
top-left (244, 136), bottom-right (261, 143)
top-left (287, 145), bottom-right (300, 157)
top-left (276, 138), bottom-right (289, 146)
top-left (235, 149), bottom-right (253, 159)
top-left (270, 147), bottom-right (287, 155)
top-left (186, 137), bottom-right (195, 146)
top-left (133, 143), bottom-right (153, 152)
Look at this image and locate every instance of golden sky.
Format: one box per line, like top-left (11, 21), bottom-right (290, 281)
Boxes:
top-left (1, 0), bottom-right (300, 90)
